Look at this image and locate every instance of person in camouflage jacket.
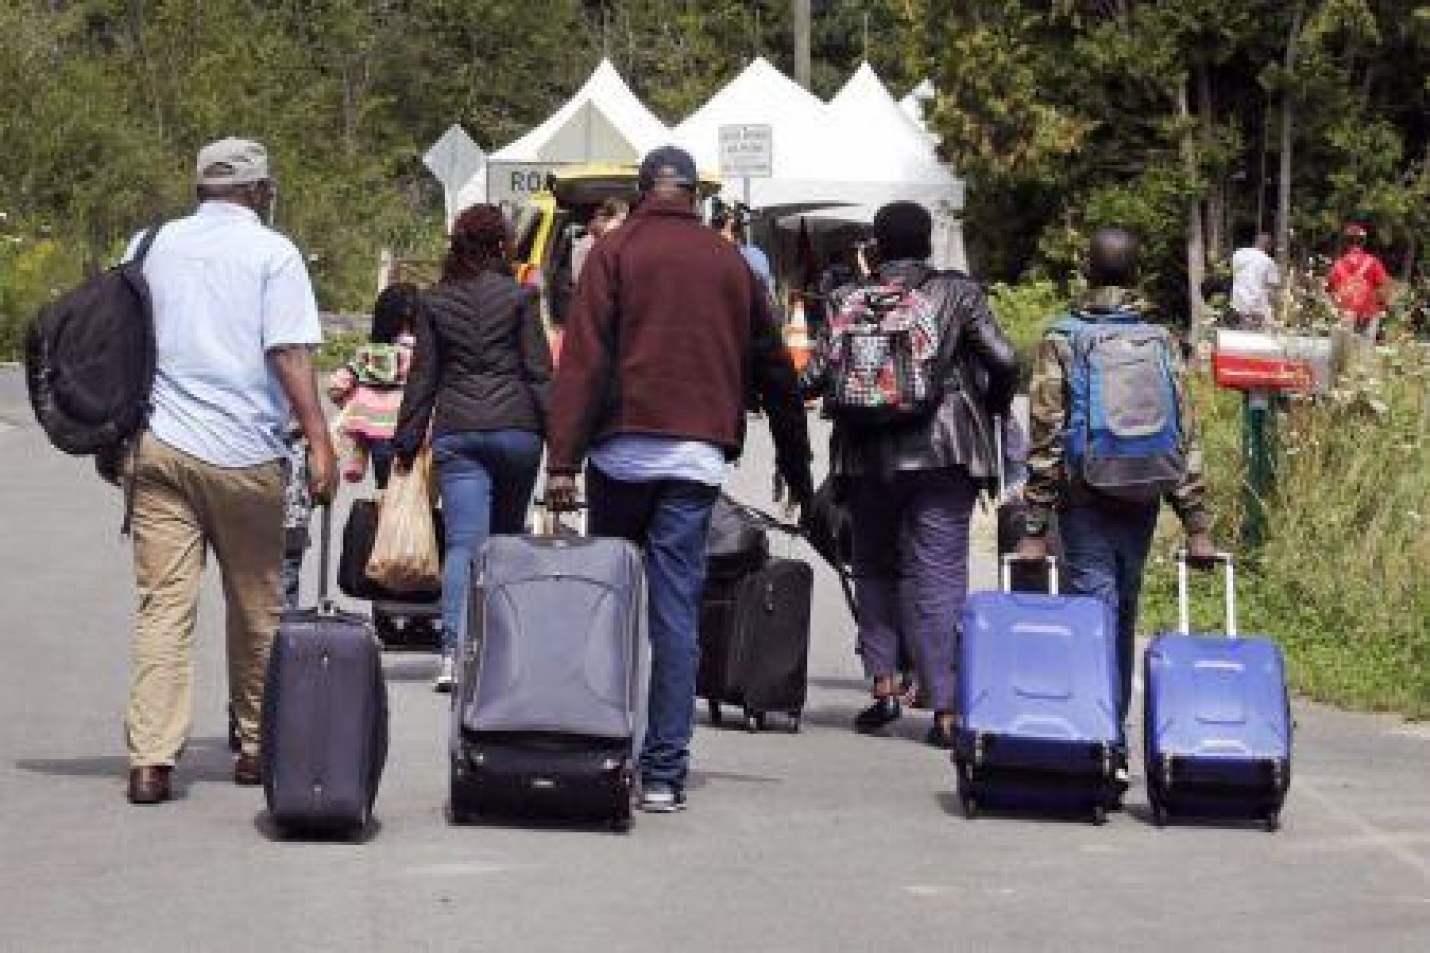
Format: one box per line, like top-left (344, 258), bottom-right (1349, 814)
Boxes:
top-left (1018, 228), bottom-right (1217, 744)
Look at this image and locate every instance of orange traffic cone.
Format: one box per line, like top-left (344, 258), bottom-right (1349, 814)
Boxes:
top-left (785, 299), bottom-right (813, 373)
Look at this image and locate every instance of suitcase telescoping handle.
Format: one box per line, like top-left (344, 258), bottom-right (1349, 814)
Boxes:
top-left (1000, 554), bottom-right (1059, 595)
top-left (994, 414), bottom-right (1007, 499)
top-left (316, 503), bottom-right (335, 615)
top-left (1176, 550), bottom-right (1237, 637)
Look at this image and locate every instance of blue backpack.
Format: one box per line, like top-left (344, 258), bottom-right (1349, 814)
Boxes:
top-left (1051, 312), bottom-right (1187, 504)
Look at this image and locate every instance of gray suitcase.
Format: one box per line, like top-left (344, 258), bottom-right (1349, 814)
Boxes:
top-left (262, 506), bottom-right (389, 837)
top-left (450, 525), bottom-right (646, 829)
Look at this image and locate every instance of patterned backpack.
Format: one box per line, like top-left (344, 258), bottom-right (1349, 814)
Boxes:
top-left (813, 279), bottom-right (945, 428)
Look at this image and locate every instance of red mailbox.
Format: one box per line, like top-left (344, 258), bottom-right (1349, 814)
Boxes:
top-left (1212, 329), bottom-right (1331, 394)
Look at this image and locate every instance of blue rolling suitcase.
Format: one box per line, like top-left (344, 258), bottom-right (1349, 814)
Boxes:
top-left (1144, 553), bottom-right (1291, 831)
top-left (955, 556), bottom-right (1123, 823)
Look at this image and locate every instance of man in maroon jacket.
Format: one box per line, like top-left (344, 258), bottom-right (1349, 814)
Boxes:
top-left (546, 146), bottom-right (813, 814)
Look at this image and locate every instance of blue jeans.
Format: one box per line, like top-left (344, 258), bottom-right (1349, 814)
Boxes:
top-left (1059, 502), bottom-right (1160, 724)
top-left (587, 464), bottom-right (719, 791)
top-left (433, 430), bottom-right (544, 652)
top-left (846, 469), bottom-right (977, 714)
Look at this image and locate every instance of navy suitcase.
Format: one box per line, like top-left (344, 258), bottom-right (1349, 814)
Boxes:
top-left (262, 507), bottom-right (389, 837)
top-left (955, 556), bottom-right (1122, 823)
top-left (450, 525), bottom-right (647, 830)
top-left (1144, 553), bottom-right (1292, 831)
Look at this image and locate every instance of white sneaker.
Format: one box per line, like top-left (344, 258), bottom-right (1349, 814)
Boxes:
top-left (639, 783), bottom-right (686, 813)
top-left (433, 653), bottom-right (456, 694)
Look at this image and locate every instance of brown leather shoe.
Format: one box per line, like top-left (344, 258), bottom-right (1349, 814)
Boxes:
top-left (127, 766), bottom-right (172, 805)
top-left (233, 753), bottom-right (262, 786)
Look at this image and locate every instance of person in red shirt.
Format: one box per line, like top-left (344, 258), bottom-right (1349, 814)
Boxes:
top-left (1327, 223), bottom-right (1393, 339)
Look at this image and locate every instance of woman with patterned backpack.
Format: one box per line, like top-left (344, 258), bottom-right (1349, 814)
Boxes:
top-left (801, 201), bottom-right (1018, 748)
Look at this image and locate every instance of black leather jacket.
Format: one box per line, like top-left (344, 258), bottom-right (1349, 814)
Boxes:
top-left (822, 260), bottom-right (1018, 484)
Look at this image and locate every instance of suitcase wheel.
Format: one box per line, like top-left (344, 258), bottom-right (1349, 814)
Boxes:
top-left (1091, 803), bottom-right (1107, 826)
top-left (1264, 811), bottom-right (1280, 833)
top-left (1151, 802), bottom-right (1170, 829)
top-left (787, 712), bottom-right (801, 734)
top-left (707, 700), bottom-right (723, 726)
top-left (743, 709), bottom-right (767, 733)
top-left (955, 760), bottom-right (977, 820)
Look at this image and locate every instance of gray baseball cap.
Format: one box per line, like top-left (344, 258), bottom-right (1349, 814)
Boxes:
top-left (196, 138), bottom-right (271, 186)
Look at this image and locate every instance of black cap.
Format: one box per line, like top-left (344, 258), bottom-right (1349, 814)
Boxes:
top-left (638, 145), bottom-right (698, 192)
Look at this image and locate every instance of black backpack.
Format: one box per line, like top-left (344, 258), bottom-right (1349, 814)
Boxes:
top-left (25, 227), bottom-right (161, 457)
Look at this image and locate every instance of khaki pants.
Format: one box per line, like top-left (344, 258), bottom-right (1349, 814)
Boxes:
top-left (127, 436), bottom-right (285, 767)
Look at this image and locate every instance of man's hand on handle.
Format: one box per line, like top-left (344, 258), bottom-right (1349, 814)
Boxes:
top-left (545, 473), bottom-right (580, 513)
top-left (1184, 530), bottom-right (1219, 571)
top-left (1015, 534), bottom-right (1049, 564)
top-left (307, 440), bottom-right (339, 505)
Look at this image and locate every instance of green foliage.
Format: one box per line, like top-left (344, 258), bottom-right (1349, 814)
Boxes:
top-left (988, 280), bottom-right (1066, 384)
top-left (0, 218), bottom-right (81, 359)
top-left (922, 0), bottom-right (1429, 309)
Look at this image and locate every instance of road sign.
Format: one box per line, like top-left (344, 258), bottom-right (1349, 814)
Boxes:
top-left (423, 124), bottom-right (485, 193)
top-left (485, 162), bottom-right (568, 209)
top-left (423, 125), bottom-right (485, 225)
top-left (718, 124), bottom-right (774, 179)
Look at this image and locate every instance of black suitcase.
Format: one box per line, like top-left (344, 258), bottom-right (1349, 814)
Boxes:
top-left (337, 497), bottom-right (445, 604)
top-left (699, 558), bottom-right (814, 733)
top-left (450, 526), bottom-right (646, 829)
top-left (262, 507), bottom-right (389, 837)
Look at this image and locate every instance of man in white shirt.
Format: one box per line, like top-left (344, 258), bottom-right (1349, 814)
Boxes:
top-left (124, 138), bottom-right (338, 805)
top-left (1230, 231), bottom-right (1282, 328)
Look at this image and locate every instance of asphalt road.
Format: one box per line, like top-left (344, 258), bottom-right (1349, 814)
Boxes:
top-left (2, 367), bottom-right (1430, 952)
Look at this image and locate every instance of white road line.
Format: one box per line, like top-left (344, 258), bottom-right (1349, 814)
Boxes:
top-left (1299, 779), bottom-right (1430, 885)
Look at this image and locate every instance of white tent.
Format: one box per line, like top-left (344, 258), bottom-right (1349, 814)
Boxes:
top-left (799, 64), bottom-right (966, 269)
top-left (456, 59), bottom-right (670, 208)
top-left (672, 57), bottom-right (832, 198)
top-left (672, 60), bottom-right (965, 267)
top-left (491, 58), bottom-right (669, 164)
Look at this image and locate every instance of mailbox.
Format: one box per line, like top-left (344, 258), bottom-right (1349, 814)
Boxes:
top-left (1212, 329), bottom-right (1332, 394)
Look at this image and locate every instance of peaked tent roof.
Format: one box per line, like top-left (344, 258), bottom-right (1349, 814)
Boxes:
top-left (456, 59), bottom-right (670, 208)
top-left (490, 58), bottom-right (671, 164)
top-left (672, 57), bottom-right (830, 181)
top-left (825, 63), bottom-right (953, 188)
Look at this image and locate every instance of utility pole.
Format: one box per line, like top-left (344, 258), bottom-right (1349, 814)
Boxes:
top-left (793, 0), bottom-right (811, 89)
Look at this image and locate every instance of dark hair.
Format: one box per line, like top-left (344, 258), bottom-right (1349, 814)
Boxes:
top-left (1087, 227), bottom-right (1141, 287)
top-left (443, 204), bottom-right (510, 282)
top-left (371, 282), bottom-right (419, 344)
top-left (872, 201), bottom-right (933, 261)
